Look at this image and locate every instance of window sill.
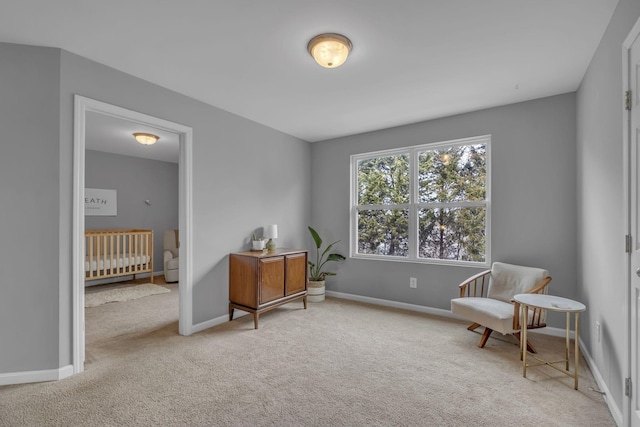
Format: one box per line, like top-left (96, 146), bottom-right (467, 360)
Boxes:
top-left (350, 253), bottom-right (490, 268)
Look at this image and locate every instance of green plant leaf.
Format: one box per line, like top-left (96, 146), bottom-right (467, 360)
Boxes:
top-left (321, 241), bottom-right (338, 260)
top-left (327, 253), bottom-right (346, 262)
top-left (308, 226), bottom-right (322, 249)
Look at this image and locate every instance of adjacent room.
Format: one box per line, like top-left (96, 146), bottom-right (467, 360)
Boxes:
top-left (83, 112), bottom-right (180, 358)
top-left (0, 1), bottom-right (639, 426)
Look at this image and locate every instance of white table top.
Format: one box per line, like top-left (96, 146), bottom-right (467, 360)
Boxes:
top-left (513, 294), bottom-right (586, 312)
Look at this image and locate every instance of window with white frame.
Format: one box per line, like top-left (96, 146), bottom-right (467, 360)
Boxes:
top-left (351, 135), bottom-right (490, 266)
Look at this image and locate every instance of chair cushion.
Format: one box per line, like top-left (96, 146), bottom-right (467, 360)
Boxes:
top-left (451, 297), bottom-right (517, 335)
top-left (487, 262), bottom-right (549, 303)
top-left (166, 257), bottom-right (179, 270)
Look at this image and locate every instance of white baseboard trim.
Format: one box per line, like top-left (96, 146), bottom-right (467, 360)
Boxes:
top-left (528, 325), bottom-right (575, 339)
top-left (326, 290), bottom-right (457, 319)
top-left (578, 340), bottom-right (623, 427)
top-left (0, 365), bottom-right (73, 386)
top-left (327, 291), bottom-right (577, 338)
top-left (191, 310), bottom-right (250, 334)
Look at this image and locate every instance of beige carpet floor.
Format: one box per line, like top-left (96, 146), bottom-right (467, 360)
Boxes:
top-left (0, 284), bottom-right (615, 426)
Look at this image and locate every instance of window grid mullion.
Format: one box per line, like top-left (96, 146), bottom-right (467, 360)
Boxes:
top-left (415, 201), bottom-right (487, 209)
top-left (356, 204), bottom-right (411, 211)
top-left (409, 147), bottom-right (418, 259)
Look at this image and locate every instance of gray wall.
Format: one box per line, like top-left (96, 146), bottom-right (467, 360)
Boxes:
top-left (0, 41), bottom-right (311, 374)
top-left (311, 93), bottom-right (577, 327)
top-left (577, 0), bottom-right (640, 413)
top-left (59, 48), bottom-right (311, 338)
top-left (0, 44), bottom-right (61, 373)
top-left (84, 150), bottom-right (179, 282)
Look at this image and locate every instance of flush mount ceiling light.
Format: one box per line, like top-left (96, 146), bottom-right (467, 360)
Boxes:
top-left (133, 132), bottom-right (159, 146)
top-left (307, 33), bottom-right (352, 68)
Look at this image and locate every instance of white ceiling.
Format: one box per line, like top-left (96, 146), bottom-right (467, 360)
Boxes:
top-left (1, 0), bottom-right (618, 149)
top-left (86, 112), bottom-right (180, 163)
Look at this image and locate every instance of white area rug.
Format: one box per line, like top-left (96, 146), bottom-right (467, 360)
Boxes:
top-left (85, 283), bottom-right (170, 307)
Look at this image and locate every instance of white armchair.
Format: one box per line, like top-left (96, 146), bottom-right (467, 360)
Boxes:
top-left (163, 229), bottom-right (179, 283)
top-left (450, 262), bottom-right (551, 352)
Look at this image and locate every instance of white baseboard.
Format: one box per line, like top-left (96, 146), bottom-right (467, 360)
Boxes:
top-left (0, 365), bottom-right (73, 386)
top-left (326, 290), bottom-right (457, 319)
top-left (191, 310), bottom-right (250, 334)
top-left (579, 340), bottom-right (623, 427)
top-left (327, 290), bottom-right (576, 338)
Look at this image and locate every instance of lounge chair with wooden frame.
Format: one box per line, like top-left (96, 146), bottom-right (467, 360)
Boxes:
top-left (450, 262), bottom-right (552, 352)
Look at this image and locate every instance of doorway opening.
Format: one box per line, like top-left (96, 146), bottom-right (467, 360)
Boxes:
top-left (72, 95), bottom-right (194, 374)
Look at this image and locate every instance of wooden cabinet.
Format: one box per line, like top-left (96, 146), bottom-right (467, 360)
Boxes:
top-left (229, 249), bottom-right (307, 329)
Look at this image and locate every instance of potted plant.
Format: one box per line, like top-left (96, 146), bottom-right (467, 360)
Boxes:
top-left (251, 233), bottom-right (266, 251)
top-left (307, 226), bottom-right (345, 302)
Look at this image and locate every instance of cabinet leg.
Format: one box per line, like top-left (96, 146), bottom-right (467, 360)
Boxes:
top-left (303, 295), bottom-right (307, 309)
top-left (229, 305), bottom-right (234, 321)
top-left (253, 313), bottom-right (259, 329)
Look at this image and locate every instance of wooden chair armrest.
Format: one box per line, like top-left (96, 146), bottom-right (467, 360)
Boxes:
top-left (458, 269), bottom-right (491, 298)
top-left (525, 276), bottom-right (552, 295)
top-left (512, 276), bottom-right (552, 330)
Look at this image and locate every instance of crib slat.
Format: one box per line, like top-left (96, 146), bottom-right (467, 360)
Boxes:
top-left (88, 235), bottom-right (94, 279)
top-left (107, 235), bottom-right (111, 274)
top-left (127, 232), bottom-right (132, 275)
top-left (134, 232), bottom-right (138, 275)
top-left (116, 233), bottom-right (121, 275)
top-left (148, 232), bottom-right (154, 283)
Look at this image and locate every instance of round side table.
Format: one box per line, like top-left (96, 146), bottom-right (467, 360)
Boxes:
top-left (513, 293), bottom-right (586, 390)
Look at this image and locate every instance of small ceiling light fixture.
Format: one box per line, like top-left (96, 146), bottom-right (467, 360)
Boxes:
top-left (307, 33), bottom-right (352, 68)
top-left (133, 132), bottom-right (159, 146)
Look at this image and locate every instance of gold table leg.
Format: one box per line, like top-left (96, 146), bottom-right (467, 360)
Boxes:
top-left (522, 303), bottom-right (528, 378)
top-left (574, 312), bottom-right (580, 390)
top-left (565, 312), bottom-right (570, 371)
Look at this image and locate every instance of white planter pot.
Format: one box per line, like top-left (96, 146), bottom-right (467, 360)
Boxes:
top-left (307, 280), bottom-right (325, 302)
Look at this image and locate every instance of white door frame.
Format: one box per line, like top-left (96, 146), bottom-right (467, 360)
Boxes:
top-left (72, 95), bottom-right (194, 374)
top-left (623, 16), bottom-right (640, 427)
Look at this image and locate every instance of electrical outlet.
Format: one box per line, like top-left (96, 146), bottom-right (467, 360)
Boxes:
top-left (596, 321), bottom-right (601, 343)
top-left (410, 277), bottom-right (417, 288)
